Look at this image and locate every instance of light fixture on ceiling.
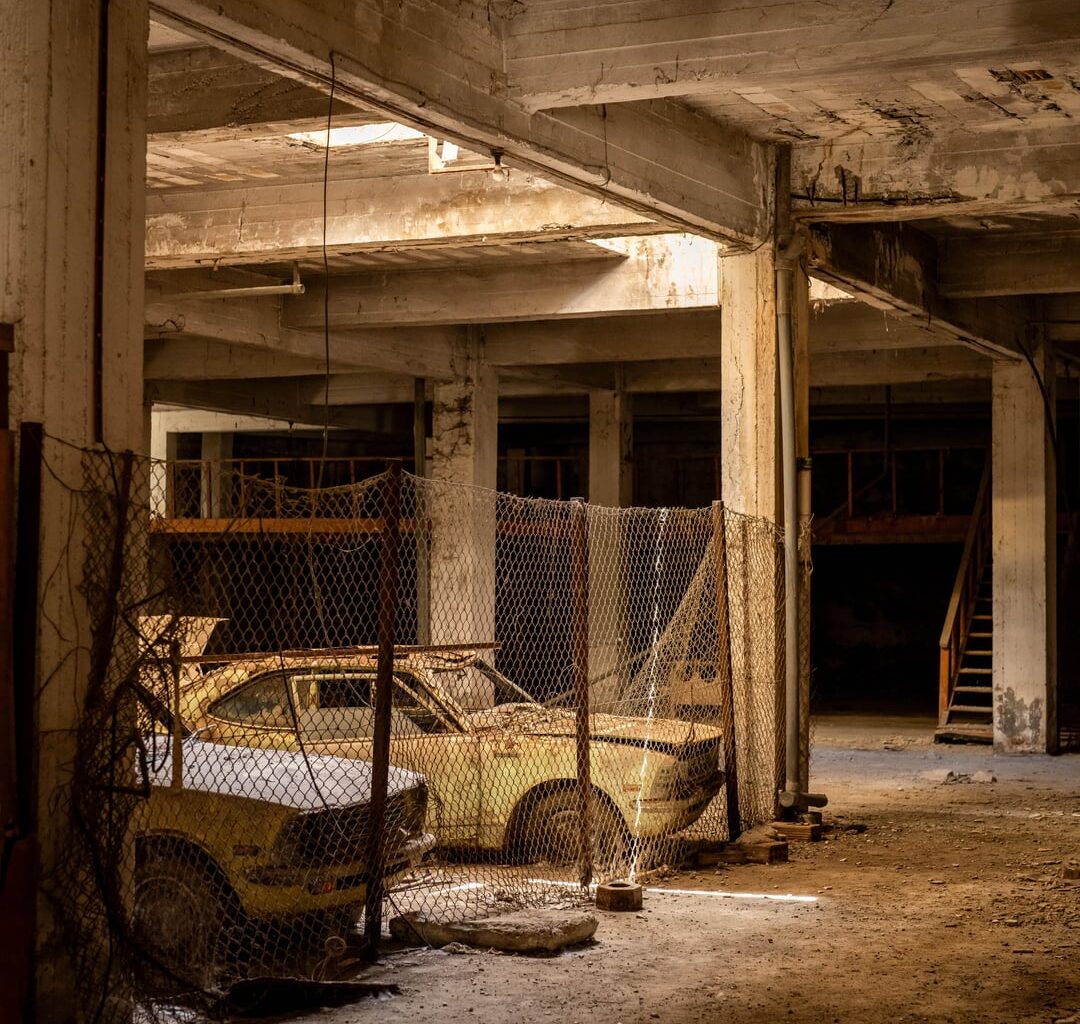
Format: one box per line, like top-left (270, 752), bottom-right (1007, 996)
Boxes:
top-left (287, 122), bottom-right (426, 148)
top-left (490, 150), bottom-right (509, 183)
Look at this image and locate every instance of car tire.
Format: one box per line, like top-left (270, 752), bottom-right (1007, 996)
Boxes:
top-left (519, 789), bottom-right (628, 876)
top-left (134, 851), bottom-right (241, 993)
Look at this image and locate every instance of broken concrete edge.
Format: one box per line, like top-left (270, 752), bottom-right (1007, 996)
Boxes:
top-left (388, 908), bottom-right (599, 954)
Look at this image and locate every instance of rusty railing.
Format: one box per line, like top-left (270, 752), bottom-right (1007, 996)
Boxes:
top-left (937, 463), bottom-right (992, 726)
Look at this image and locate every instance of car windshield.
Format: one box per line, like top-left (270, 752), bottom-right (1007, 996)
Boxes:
top-left (425, 658), bottom-right (538, 708)
top-left (208, 664), bottom-right (464, 738)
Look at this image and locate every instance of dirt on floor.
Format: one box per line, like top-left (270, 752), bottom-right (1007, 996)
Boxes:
top-left (301, 716), bottom-right (1080, 1024)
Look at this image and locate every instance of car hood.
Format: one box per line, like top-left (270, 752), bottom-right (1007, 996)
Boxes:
top-left (146, 739), bottom-right (426, 811)
top-left (465, 704), bottom-right (723, 751)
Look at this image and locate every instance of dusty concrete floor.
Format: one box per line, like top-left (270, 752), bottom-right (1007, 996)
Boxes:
top-left (307, 716), bottom-right (1080, 1024)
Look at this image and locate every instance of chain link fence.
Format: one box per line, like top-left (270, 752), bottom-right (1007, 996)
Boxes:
top-left (56, 443), bottom-right (802, 1020)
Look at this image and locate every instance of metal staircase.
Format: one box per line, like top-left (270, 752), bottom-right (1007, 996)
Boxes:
top-left (936, 466), bottom-right (993, 743)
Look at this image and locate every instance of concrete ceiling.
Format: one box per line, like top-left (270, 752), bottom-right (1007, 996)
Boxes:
top-left (139, 1), bottom-right (1080, 426)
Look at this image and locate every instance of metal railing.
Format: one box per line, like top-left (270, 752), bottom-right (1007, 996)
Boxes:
top-left (937, 463), bottom-right (992, 726)
top-left (160, 456), bottom-right (412, 520)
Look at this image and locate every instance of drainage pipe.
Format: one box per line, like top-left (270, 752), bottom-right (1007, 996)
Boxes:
top-left (776, 259), bottom-right (800, 801)
top-left (155, 263), bottom-right (306, 302)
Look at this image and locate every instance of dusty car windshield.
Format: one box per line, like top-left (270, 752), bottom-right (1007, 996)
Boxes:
top-left (208, 671), bottom-right (294, 728)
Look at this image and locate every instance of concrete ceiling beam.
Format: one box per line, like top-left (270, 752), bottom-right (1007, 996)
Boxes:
top-left (807, 222), bottom-right (1029, 360)
top-left (504, 0), bottom-right (1080, 109)
top-left (939, 233), bottom-right (1080, 298)
top-left (145, 171), bottom-right (660, 269)
top-left (282, 234), bottom-right (721, 329)
top-left (792, 123), bottom-right (1080, 223)
top-left (148, 45), bottom-right (371, 140)
top-left (147, 0), bottom-right (774, 247)
top-left (145, 377), bottom-right (386, 427)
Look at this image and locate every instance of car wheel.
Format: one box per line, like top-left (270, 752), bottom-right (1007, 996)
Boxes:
top-left (520, 789), bottom-right (628, 876)
top-left (134, 852), bottom-right (240, 993)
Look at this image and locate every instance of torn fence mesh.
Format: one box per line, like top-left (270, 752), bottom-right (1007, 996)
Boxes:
top-left (62, 449), bottom-right (799, 1020)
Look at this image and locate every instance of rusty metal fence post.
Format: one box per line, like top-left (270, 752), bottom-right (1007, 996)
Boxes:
top-left (711, 501), bottom-right (741, 840)
top-left (570, 497), bottom-right (592, 890)
top-left (364, 463), bottom-right (403, 956)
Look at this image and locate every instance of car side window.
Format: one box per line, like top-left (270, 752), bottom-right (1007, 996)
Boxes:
top-left (208, 671), bottom-right (294, 729)
top-left (393, 675), bottom-right (451, 734)
top-left (290, 671), bottom-right (375, 741)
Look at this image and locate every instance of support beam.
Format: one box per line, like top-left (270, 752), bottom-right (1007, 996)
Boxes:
top-left (719, 247), bottom-right (783, 821)
top-left (149, 45), bottom-right (368, 139)
top-left (145, 289), bottom-right (459, 378)
top-left (793, 123), bottom-right (1080, 222)
top-left (285, 234), bottom-right (720, 329)
top-left (807, 222), bottom-right (1028, 360)
top-left (145, 338), bottom-right (326, 379)
top-left (145, 172), bottom-right (659, 269)
top-left (940, 233), bottom-right (1080, 298)
top-left (505, 1), bottom-right (1080, 109)
top-left (2, 0), bottom-right (147, 1018)
top-left (145, 377), bottom-right (383, 428)
top-left (427, 331), bottom-right (498, 677)
top-left (588, 388), bottom-right (632, 507)
top-left (148, 0), bottom-right (773, 246)
top-left (992, 342), bottom-right (1057, 753)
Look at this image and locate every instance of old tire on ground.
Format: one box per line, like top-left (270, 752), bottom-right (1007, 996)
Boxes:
top-left (518, 789), bottom-right (627, 875)
top-left (134, 852), bottom-right (239, 993)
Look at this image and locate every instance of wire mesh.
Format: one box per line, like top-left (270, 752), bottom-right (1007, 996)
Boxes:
top-left (59, 445), bottom-right (802, 1020)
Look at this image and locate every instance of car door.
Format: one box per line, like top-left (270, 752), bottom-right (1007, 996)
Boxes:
top-left (293, 667), bottom-right (483, 848)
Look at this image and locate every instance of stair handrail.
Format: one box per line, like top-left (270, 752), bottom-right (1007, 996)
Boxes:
top-left (938, 462), bottom-right (991, 725)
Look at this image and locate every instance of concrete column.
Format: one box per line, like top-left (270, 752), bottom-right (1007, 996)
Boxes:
top-left (588, 388), bottom-right (633, 508)
top-left (991, 344), bottom-right (1057, 753)
top-left (428, 330), bottom-right (498, 698)
top-left (719, 247), bottom-right (784, 821)
top-left (720, 248), bottom-right (780, 521)
top-left (200, 431), bottom-right (234, 518)
top-left (588, 389), bottom-right (633, 706)
top-left (1, 0), bottom-right (147, 1018)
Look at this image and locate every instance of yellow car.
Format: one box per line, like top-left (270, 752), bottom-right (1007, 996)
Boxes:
top-left (179, 650), bottom-right (724, 870)
top-left (132, 736), bottom-right (433, 987)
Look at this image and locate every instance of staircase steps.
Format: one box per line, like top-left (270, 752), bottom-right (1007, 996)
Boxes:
top-left (936, 553), bottom-right (994, 744)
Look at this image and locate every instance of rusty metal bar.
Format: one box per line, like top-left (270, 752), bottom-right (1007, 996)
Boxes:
top-left (846, 452), bottom-right (854, 518)
top-left (0, 329), bottom-right (15, 834)
top-left (711, 501), bottom-right (740, 841)
top-left (364, 462), bottom-right (403, 957)
top-left (178, 640), bottom-right (500, 665)
top-left (938, 450), bottom-right (946, 517)
top-left (12, 422), bottom-right (42, 836)
top-left (570, 497), bottom-right (592, 890)
top-left (414, 379), bottom-right (431, 644)
top-left (170, 635), bottom-right (183, 791)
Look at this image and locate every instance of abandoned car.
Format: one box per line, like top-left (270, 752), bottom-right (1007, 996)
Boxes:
top-left (133, 736), bottom-right (434, 983)
top-left (174, 651), bottom-right (726, 865)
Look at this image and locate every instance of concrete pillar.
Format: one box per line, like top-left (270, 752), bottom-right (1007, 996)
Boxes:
top-left (428, 330), bottom-right (498, 697)
top-left (720, 249), bottom-right (780, 521)
top-left (1, 0), bottom-right (147, 1018)
top-left (587, 389), bottom-right (633, 706)
top-left (200, 431), bottom-right (234, 518)
top-left (991, 344), bottom-right (1057, 753)
top-left (588, 388), bottom-right (633, 508)
top-left (149, 408), bottom-right (178, 518)
top-left (719, 247), bottom-right (784, 822)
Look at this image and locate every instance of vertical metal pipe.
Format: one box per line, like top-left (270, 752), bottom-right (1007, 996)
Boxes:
top-left (364, 463), bottom-right (402, 957)
top-left (570, 497), bottom-right (592, 889)
top-left (170, 635), bottom-right (183, 791)
top-left (776, 263), bottom-right (800, 799)
top-left (0, 332), bottom-right (15, 832)
top-left (413, 379), bottom-right (430, 644)
top-left (711, 501), bottom-right (741, 840)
